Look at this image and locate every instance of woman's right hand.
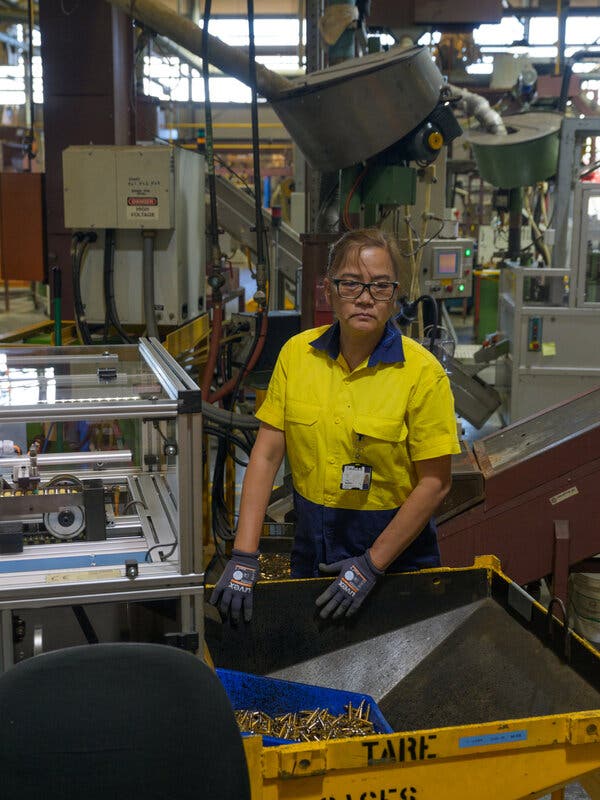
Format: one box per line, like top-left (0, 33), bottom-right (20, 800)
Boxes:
top-left (209, 549), bottom-right (260, 624)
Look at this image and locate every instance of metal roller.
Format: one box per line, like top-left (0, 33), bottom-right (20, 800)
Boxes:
top-left (44, 507), bottom-right (86, 539)
top-left (43, 474), bottom-right (86, 539)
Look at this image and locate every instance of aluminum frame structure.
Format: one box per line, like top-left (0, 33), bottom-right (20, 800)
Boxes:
top-left (0, 338), bottom-right (203, 670)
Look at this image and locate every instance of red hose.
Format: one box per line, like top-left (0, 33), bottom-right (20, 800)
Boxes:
top-left (208, 311), bottom-right (268, 404)
top-left (201, 302), bottom-right (224, 401)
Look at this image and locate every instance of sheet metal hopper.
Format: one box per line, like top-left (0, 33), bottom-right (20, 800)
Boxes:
top-left (438, 385), bottom-right (600, 600)
top-left (206, 558), bottom-right (600, 799)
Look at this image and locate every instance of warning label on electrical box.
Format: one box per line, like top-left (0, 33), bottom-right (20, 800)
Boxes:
top-left (127, 195), bottom-right (159, 220)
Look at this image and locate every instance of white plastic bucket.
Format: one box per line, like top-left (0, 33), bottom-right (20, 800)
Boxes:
top-left (569, 572), bottom-right (600, 645)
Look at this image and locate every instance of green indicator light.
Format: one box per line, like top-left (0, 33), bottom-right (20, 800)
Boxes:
top-left (465, 248), bottom-right (472, 257)
top-left (459, 284), bottom-right (465, 292)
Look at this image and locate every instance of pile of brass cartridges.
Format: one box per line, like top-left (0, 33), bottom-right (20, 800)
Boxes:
top-left (235, 701), bottom-right (375, 741)
top-left (258, 553), bottom-right (291, 580)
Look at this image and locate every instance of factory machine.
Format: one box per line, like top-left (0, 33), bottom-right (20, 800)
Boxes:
top-left (0, 339), bottom-right (203, 670)
top-left (495, 117), bottom-right (600, 423)
top-left (467, 114), bottom-right (600, 424)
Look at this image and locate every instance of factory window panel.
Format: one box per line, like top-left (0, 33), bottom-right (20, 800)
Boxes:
top-left (528, 17), bottom-right (558, 46)
top-left (379, 33), bottom-right (395, 47)
top-left (417, 31), bottom-right (441, 46)
top-left (465, 57), bottom-right (494, 76)
top-left (190, 76), bottom-right (255, 104)
top-left (0, 90), bottom-right (25, 105)
top-left (204, 18), bottom-right (306, 48)
top-left (472, 17), bottom-right (524, 46)
top-left (255, 55), bottom-right (305, 74)
top-left (565, 17), bottom-right (600, 47)
top-left (580, 135), bottom-right (600, 167)
top-left (521, 272), bottom-right (570, 307)
top-left (0, 56), bottom-right (43, 105)
top-left (479, 45), bottom-right (557, 58)
top-left (13, 23), bottom-right (40, 48)
top-left (141, 20), bottom-right (304, 105)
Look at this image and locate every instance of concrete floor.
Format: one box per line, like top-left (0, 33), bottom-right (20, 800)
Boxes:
top-left (0, 285), bottom-right (49, 335)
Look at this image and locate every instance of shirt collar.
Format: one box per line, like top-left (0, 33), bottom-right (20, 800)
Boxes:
top-left (310, 319), bottom-right (405, 366)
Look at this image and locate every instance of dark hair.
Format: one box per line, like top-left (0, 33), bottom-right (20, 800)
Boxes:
top-left (326, 228), bottom-right (402, 280)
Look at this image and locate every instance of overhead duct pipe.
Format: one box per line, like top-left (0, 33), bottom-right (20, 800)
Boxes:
top-left (445, 84), bottom-right (507, 136)
top-left (104, 0), bottom-right (292, 99)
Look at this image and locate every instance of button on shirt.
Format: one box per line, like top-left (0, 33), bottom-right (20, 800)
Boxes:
top-left (255, 320), bottom-right (461, 512)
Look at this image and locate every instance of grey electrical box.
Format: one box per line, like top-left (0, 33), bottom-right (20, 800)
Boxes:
top-left (62, 145), bottom-right (205, 327)
top-left (63, 146), bottom-right (175, 230)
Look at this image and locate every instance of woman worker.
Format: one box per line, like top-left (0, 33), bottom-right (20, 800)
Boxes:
top-left (210, 227), bottom-right (461, 623)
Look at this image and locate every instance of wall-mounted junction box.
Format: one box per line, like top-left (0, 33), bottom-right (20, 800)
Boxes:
top-left (62, 145), bottom-right (205, 327)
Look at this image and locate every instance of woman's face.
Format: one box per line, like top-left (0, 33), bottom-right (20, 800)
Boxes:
top-left (324, 245), bottom-right (397, 339)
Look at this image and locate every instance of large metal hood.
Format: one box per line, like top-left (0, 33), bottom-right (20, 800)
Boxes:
top-left (270, 46), bottom-right (444, 171)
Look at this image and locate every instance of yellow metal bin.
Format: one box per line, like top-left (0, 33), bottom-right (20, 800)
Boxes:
top-left (206, 557), bottom-right (600, 799)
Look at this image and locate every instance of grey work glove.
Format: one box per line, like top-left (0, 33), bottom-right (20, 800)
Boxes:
top-left (316, 551), bottom-right (383, 619)
top-left (209, 549), bottom-right (260, 624)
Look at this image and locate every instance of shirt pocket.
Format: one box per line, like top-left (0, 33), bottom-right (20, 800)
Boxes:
top-left (353, 414), bottom-right (409, 485)
top-left (354, 414), bottom-right (407, 444)
top-left (285, 400), bottom-right (321, 476)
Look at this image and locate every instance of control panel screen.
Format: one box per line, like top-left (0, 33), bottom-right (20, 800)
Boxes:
top-left (435, 250), bottom-right (460, 276)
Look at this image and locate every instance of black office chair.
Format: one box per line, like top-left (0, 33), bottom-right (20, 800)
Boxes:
top-left (0, 642), bottom-right (251, 799)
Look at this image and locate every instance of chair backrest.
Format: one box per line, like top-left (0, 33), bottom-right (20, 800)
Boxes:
top-left (0, 642), bottom-right (251, 800)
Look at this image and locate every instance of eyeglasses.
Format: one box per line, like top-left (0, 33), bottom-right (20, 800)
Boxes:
top-left (332, 278), bottom-right (399, 301)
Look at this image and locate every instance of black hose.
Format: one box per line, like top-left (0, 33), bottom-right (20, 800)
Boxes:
top-left (202, 0), bottom-right (220, 253)
top-left (211, 434), bottom-right (235, 542)
top-left (71, 233), bottom-right (95, 345)
top-left (25, 0), bottom-right (34, 169)
top-left (396, 294), bottom-right (439, 354)
top-left (228, 309), bottom-right (264, 412)
top-left (207, 381), bottom-right (258, 545)
top-left (204, 424), bottom-right (254, 463)
top-left (142, 231), bottom-right (159, 339)
top-left (201, 401), bottom-right (259, 430)
top-left (72, 606), bottom-right (99, 645)
top-left (247, 0), bottom-right (265, 271)
top-left (103, 228), bottom-right (133, 344)
top-left (420, 295), bottom-right (439, 354)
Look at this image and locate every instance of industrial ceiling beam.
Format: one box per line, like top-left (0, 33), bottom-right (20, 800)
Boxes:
top-left (104, 0), bottom-right (293, 98)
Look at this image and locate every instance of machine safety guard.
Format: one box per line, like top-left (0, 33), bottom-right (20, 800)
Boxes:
top-left (238, 557), bottom-right (600, 800)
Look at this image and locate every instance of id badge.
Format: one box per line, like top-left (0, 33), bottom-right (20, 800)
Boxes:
top-left (340, 463), bottom-right (372, 491)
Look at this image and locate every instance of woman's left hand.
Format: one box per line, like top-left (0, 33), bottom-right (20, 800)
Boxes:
top-left (316, 551), bottom-right (383, 619)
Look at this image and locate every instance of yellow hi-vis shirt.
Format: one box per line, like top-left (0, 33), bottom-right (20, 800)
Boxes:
top-left (255, 321), bottom-right (461, 511)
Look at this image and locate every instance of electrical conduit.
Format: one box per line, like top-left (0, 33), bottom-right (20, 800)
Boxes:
top-left (142, 230), bottom-right (159, 339)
